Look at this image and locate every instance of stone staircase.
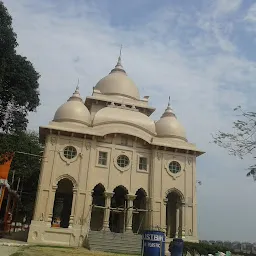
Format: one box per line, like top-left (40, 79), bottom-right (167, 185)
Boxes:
top-left (88, 230), bottom-right (142, 255)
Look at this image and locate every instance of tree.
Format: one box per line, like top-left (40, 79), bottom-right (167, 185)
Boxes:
top-left (0, 1), bottom-right (40, 133)
top-left (0, 131), bottom-right (43, 219)
top-left (213, 106), bottom-right (256, 179)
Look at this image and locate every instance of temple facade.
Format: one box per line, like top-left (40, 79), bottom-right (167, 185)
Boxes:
top-left (27, 55), bottom-right (204, 247)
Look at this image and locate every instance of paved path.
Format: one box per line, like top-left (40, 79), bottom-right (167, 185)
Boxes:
top-left (0, 245), bottom-right (19, 256)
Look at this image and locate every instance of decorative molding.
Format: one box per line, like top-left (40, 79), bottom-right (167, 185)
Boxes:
top-left (54, 174), bottom-right (78, 188)
top-left (113, 153), bottom-right (131, 172)
top-left (126, 194), bottom-right (137, 201)
top-left (50, 137), bottom-right (57, 146)
top-left (156, 152), bottom-right (162, 160)
top-left (165, 188), bottom-right (185, 203)
top-left (164, 160), bottom-right (183, 180)
top-left (188, 157), bottom-right (193, 165)
top-left (85, 141), bottom-right (91, 150)
top-left (58, 145), bottom-right (80, 165)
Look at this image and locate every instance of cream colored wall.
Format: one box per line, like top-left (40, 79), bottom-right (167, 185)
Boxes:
top-left (149, 150), bottom-right (197, 240)
top-left (30, 131), bottom-right (198, 245)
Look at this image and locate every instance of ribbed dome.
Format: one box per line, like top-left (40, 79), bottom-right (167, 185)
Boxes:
top-left (53, 88), bottom-right (91, 126)
top-left (93, 104), bottom-right (156, 134)
top-left (155, 103), bottom-right (187, 141)
top-left (94, 57), bottom-right (140, 100)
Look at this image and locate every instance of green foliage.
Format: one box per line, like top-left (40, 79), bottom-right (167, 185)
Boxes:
top-left (213, 106), bottom-right (256, 179)
top-left (0, 131), bottom-right (43, 219)
top-left (0, 1), bottom-right (40, 133)
top-left (169, 241), bottom-right (230, 256)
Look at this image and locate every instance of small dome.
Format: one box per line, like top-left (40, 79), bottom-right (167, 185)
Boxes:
top-left (53, 87), bottom-right (91, 126)
top-left (94, 57), bottom-right (140, 100)
top-left (93, 105), bottom-right (156, 134)
top-left (155, 103), bottom-right (187, 141)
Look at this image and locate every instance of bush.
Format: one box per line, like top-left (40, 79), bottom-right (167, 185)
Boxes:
top-left (169, 241), bottom-right (230, 256)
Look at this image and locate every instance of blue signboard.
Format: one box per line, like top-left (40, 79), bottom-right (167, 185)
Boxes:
top-left (142, 230), bottom-right (165, 256)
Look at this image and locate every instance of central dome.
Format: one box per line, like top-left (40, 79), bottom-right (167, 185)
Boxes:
top-left (94, 57), bottom-right (140, 100)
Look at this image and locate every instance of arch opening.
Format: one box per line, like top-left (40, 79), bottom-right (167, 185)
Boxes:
top-left (132, 188), bottom-right (147, 234)
top-left (90, 183), bottom-right (105, 231)
top-left (166, 191), bottom-right (182, 238)
top-left (52, 178), bottom-right (73, 228)
top-left (109, 185), bottom-right (128, 233)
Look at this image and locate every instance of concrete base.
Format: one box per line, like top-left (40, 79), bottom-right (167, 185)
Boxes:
top-left (27, 221), bottom-right (89, 247)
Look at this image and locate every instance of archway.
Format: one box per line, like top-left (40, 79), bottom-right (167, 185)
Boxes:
top-left (109, 185), bottom-right (128, 233)
top-left (166, 191), bottom-right (182, 238)
top-left (52, 179), bottom-right (73, 228)
top-left (132, 188), bottom-right (147, 234)
top-left (90, 184), bottom-right (105, 231)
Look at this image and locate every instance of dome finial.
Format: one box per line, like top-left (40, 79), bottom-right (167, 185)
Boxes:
top-left (110, 44), bottom-right (126, 74)
top-left (75, 78), bottom-right (80, 92)
top-left (116, 44), bottom-right (123, 66)
top-left (68, 78), bottom-right (82, 102)
top-left (161, 97), bottom-right (175, 118)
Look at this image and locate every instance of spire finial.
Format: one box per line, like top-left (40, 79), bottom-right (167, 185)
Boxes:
top-left (110, 44), bottom-right (126, 74)
top-left (119, 44), bottom-right (122, 60)
top-left (117, 44), bottom-right (122, 65)
top-left (75, 78), bottom-right (80, 91)
top-left (168, 96), bottom-right (171, 107)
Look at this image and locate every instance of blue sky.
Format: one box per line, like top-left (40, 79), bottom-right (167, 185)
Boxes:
top-left (4, 0), bottom-right (256, 242)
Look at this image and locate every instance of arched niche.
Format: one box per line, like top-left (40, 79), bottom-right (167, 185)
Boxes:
top-left (52, 178), bottom-right (73, 228)
top-left (109, 185), bottom-right (128, 233)
top-left (90, 183), bottom-right (105, 231)
top-left (132, 188), bottom-right (147, 234)
top-left (165, 189), bottom-right (184, 238)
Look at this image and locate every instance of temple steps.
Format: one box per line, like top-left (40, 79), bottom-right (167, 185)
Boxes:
top-left (88, 230), bottom-right (142, 255)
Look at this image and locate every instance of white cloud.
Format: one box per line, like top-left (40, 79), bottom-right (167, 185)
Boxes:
top-left (3, 0), bottom-right (256, 242)
top-left (215, 0), bottom-right (243, 15)
top-left (245, 3), bottom-right (256, 22)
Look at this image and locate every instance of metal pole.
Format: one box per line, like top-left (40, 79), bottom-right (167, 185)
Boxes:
top-left (141, 236), bottom-right (144, 256)
top-left (0, 186), bottom-right (5, 211)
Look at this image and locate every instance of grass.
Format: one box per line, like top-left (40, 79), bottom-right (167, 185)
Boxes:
top-left (11, 246), bottom-right (135, 256)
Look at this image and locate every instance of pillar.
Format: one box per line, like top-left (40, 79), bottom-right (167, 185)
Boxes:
top-left (46, 186), bottom-right (57, 226)
top-left (175, 203), bottom-right (180, 238)
top-left (103, 192), bottom-right (113, 230)
top-left (69, 188), bottom-right (77, 227)
top-left (126, 194), bottom-right (136, 231)
top-left (145, 197), bottom-right (151, 230)
top-left (163, 198), bottom-right (168, 235)
top-left (181, 202), bottom-right (186, 238)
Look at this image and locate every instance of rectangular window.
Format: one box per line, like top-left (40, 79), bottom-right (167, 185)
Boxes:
top-left (98, 151), bottom-right (108, 166)
top-left (139, 157), bottom-right (147, 171)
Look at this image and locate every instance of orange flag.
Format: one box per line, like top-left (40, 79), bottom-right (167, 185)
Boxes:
top-left (0, 152), bottom-right (14, 179)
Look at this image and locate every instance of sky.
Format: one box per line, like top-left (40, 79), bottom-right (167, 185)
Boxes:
top-left (3, 0), bottom-right (256, 242)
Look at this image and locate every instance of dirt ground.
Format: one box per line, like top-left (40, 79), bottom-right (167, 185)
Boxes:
top-left (0, 245), bottom-right (19, 256)
top-left (11, 246), bottom-right (135, 256)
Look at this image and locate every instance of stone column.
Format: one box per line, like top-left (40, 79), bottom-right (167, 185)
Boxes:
top-left (181, 202), bottom-right (186, 238)
top-left (102, 192), bottom-right (113, 230)
top-left (175, 203), bottom-right (180, 238)
top-left (126, 194), bottom-right (136, 232)
top-left (145, 197), bottom-right (150, 230)
top-left (69, 188), bottom-right (77, 227)
top-left (47, 186), bottom-right (57, 226)
top-left (163, 199), bottom-right (168, 235)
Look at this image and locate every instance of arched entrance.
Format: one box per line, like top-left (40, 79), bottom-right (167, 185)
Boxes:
top-left (52, 179), bottom-right (73, 228)
top-left (132, 188), bottom-right (147, 234)
top-left (109, 185), bottom-right (128, 233)
top-left (90, 183), bottom-right (105, 231)
top-left (166, 191), bottom-right (182, 238)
